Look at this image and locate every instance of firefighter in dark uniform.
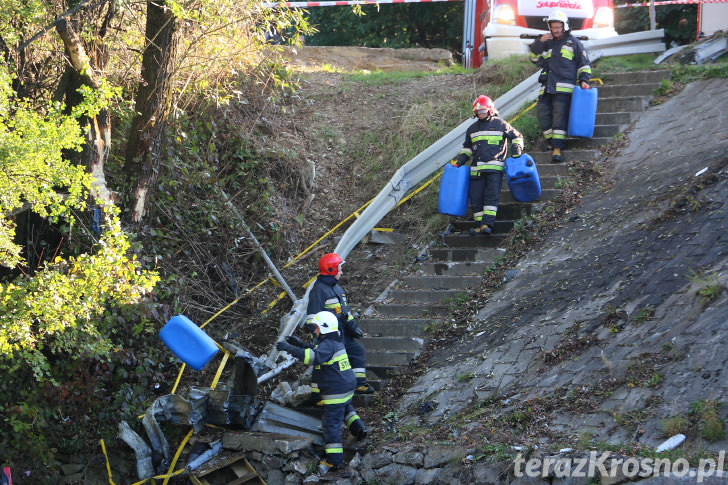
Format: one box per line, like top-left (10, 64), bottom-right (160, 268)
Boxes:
top-left (307, 253), bottom-right (374, 394)
top-left (529, 9), bottom-right (591, 163)
top-left (453, 95), bottom-right (524, 236)
top-left (276, 311), bottom-right (367, 473)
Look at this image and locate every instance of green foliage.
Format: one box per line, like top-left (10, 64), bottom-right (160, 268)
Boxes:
top-left (687, 268), bottom-right (724, 306)
top-left (510, 103), bottom-right (541, 149)
top-left (0, 65), bottom-right (158, 471)
top-left (660, 415), bottom-right (689, 437)
top-left (304, 3), bottom-right (464, 54)
top-left (457, 372), bottom-right (475, 382)
top-left (689, 399), bottom-right (726, 441)
top-left (0, 70), bottom-right (88, 268)
top-left (614, 3), bottom-right (697, 46)
top-left (671, 61), bottom-right (728, 84)
top-left (653, 78), bottom-right (676, 97)
top-left (592, 54), bottom-right (658, 75)
top-left (0, 211), bottom-right (159, 379)
top-left (631, 306), bottom-right (654, 325)
top-left (0, 1), bottom-right (52, 49)
top-left (345, 65), bottom-right (468, 84)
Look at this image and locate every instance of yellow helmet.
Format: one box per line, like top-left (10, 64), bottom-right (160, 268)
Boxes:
top-left (546, 9), bottom-right (570, 31)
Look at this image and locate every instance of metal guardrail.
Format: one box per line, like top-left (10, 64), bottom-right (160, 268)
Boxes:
top-left (265, 29), bottom-right (666, 374)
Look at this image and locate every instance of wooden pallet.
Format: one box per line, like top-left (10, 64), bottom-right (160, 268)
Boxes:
top-left (189, 452), bottom-right (265, 485)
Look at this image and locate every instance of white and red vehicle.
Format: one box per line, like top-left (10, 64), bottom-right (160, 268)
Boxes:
top-left (479, 0), bottom-right (618, 60)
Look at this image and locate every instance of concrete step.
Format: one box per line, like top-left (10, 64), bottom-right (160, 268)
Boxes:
top-left (495, 203), bottom-right (537, 220)
top-left (366, 365), bottom-right (404, 380)
top-left (566, 137), bottom-right (614, 149)
top-left (417, 261), bottom-right (493, 276)
top-left (598, 83), bottom-right (660, 97)
top-left (353, 393), bottom-right (377, 408)
top-left (593, 124), bottom-right (627, 138)
top-left (359, 318), bottom-right (432, 337)
top-left (441, 233), bottom-right (508, 248)
top-left (370, 303), bottom-right (451, 318)
top-left (501, 188), bottom-right (562, 203)
top-left (496, 201), bottom-right (533, 221)
top-left (521, 163), bottom-right (570, 176)
top-left (426, 247), bottom-right (504, 263)
top-left (387, 288), bottom-right (466, 304)
top-left (598, 96), bottom-right (649, 114)
top-left (365, 350), bottom-right (415, 367)
top-left (596, 112), bottom-right (634, 125)
top-left (532, 149), bottom-right (599, 164)
top-left (444, 219), bottom-right (514, 234)
top-left (366, 379), bottom-right (386, 391)
top-left (401, 275), bottom-right (482, 290)
top-left (361, 336), bottom-right (424, 353)
top-left (597, 70), bottom-right (670, 85)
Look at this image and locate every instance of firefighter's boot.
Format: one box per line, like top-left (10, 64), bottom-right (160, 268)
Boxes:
top-left (551, 148), bottom-right (562, 163)
top-left (469, 224), bottom-right (492, 236)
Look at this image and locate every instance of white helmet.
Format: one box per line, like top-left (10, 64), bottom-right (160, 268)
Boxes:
top-left (546, 9), bottom-right (569, 31)
top-left (312, 311), bottom-right (339, 335)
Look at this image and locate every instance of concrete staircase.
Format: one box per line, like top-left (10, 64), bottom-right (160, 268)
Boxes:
top-left (354, 70), bottom-right (671, 407)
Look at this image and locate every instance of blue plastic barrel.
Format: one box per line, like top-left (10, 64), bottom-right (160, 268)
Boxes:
top-left (568, 86), bottom-right (598, 138)
top-left (438, 163), bottom-right (470, 217)
top-left (159, 315), bottom-right (219, 370)
top-left (505, 153), bottom-right (541, 203)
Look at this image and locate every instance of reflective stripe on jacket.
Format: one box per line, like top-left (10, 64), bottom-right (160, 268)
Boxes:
top-left (304, 335), bottom-right (356, 400)
top-left (529, 32), bottom-right (591, 95)
top-left (456, 116), bottom-right (523, 171)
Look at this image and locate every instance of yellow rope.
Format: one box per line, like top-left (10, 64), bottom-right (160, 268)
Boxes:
top-left (210, 350), bottom-right (231, 390)
top-left (100, 439), bottom-right (116, 485)
top-left (160, 429), bottom-right (194, 485)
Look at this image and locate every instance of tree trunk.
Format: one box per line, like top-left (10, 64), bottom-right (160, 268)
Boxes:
top-left (124, 0), bottom-right (178, 223)
top-left (55, 18), bottom-right (115, 206)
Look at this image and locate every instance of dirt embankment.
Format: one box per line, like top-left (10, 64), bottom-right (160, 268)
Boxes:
top-left (280, 45), bottom-right (456, 72)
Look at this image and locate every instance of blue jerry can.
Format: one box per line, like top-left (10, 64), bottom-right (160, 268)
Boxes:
top-left (438, 163), bottom-right (470, 217)
top-left (505, 154), bottom-right (541, 203)
top-left (159, 315), bottom-right (219, 370)
top-left (568, 86), bottom-right (598, 138)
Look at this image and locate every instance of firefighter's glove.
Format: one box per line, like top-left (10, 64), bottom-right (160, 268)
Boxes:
top-left (286, 336), bottom-right (309, 348)
top-left (276, 341), bottom-right (295, 354)
top-left (344, 318), bottom-right (364, 339)
top-left (512, 145), bottom-right (523, 158)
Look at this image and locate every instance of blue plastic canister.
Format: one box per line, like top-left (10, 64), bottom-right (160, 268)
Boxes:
top-left (568, 86), bottom-right (598, 138)
top-left (438, 163), bottom-right (470, 217)
top-left (505, 153), bottom-right (541, 203)
top-left (159, 315), bottom-right (219, 370)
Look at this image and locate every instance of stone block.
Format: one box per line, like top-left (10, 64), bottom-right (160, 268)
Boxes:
top-left (362, 451), bottom-right (393, 470)
top-left (394, 451), bottom-right (424, 466)
top-left (424, 445), bottom-right (461, 468)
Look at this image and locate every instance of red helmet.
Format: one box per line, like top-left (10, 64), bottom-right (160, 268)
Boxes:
top-left (472, 95), bottom-right (498, 117)
top-left (319, 253), bottom-right (344, 275)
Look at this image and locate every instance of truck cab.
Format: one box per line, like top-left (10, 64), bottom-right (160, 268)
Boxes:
top-left (482, 0), bottom-right (617, 60)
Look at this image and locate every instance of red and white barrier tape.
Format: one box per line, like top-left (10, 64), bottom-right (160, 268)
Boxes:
top-left (616, 0), bottom-right (728, 7)
top-left (270, 0), bottom-right (462, 6)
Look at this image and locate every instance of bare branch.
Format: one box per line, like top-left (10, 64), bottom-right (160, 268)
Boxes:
top-left (18, 0), bottom-right (111, 52)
